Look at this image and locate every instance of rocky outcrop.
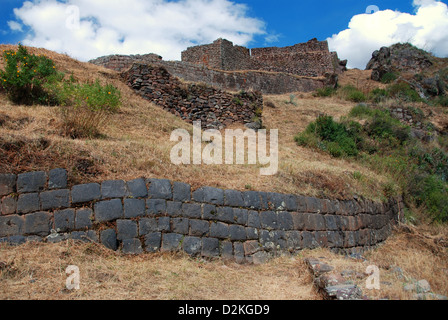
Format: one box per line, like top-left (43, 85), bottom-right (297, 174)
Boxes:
top-left (366, 43), bottom-right (447, 98)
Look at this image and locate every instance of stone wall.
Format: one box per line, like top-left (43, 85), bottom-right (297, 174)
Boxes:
top-left (122, 63), bottom-right (263, 130)
top-left (1, 169), bottom-right (404, 263)
top-left (181, 38), bottom-right (346, 77)
top-left (90, 54), bottom-right (331, 94)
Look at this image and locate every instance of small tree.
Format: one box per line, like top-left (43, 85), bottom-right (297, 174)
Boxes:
top-left (0, 44), bottom-right (58, 105)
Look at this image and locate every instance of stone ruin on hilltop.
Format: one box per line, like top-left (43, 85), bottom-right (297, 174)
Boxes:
top-left (89, 38), bottom-right (347, 129)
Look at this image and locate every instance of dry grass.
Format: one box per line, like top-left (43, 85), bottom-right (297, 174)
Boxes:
top-left (0, 44), bottom-right (390, 200)
top-left (0, 241), bottom-right (320, 300)
top-left (304, 224), bottom-right (448, 300)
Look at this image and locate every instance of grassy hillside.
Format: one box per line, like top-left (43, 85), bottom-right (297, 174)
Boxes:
top-left (0, 44), bottom-right (390, 201)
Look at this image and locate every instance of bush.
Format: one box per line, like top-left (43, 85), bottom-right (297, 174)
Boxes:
top-left (314, 86), bottom-right (336, 97)
top-left (381, 72), bottom-right (398, 84)
top-left (295, 115), bottom-right (361, 157)
top-left (436, 95), bottom-right (448, 107)
top-left (49, 79), bottom-right (121, 138)
top-left (0, 44), bottom-right (58, 105)
top-left (339, 85), bottom-right (366, 103)
top-left (349, 103), bottom-right (374, 118)
top-left (388, 82), bottom-right (421, 102)
top-left (368, 88), bottom-right (389, 103)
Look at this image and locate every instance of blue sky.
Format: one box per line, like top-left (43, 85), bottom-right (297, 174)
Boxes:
top-left (1, 0), bottom-right (448, 68)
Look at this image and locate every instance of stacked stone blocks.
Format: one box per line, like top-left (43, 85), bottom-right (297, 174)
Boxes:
top-left (0, 169), bottom-right (402, 263)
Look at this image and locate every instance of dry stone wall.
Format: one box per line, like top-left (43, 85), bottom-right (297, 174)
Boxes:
top-left (90, 54), bottom-right (331, 94)
top-left (122, 63), bottom-right (263, 130)
top-left (1, 169), bottom-right (403, 263)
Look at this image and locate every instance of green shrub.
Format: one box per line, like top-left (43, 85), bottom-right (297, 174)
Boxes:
top-left (349, 103), bottom-right (374, 118)
top-left (0, 44), bottom-right (58, 105)
top-left (388, 82), bottom-right (421, 102)
top-left (408, 174), bottom-right (448, 222)
top-left (436, 95), bottom-right (448, 107)
top-left (49, 79), bottom-right (121, 138)
top-left (381, 72), bottom-right (398, 84)
top-left (339, 85), bottom-right (366, 103)
top-left (368, 88), bottom-right (389, 103)
top-left (314, 86), bottom-right (336, 97)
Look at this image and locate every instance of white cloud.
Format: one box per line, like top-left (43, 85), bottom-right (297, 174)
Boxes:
top-left (327, 0), bottom-right (448, 69)
top-left (7, 21), bottom-right (23, 32)
top-left (9, 0), bottom-right (265, 61)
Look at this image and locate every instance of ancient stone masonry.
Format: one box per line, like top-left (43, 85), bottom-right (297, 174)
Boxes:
top-left (89, 38), bottom-right (343, 94)
top-left (1, 169), bottom-right (404, 263)
top-left (181, 38), bottom-right (346, 77)
top-left (122, 63), bottom-right (263, 130)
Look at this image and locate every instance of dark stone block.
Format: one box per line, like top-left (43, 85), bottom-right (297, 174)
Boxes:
top-left (54, 209), bottom-right (75, 232)
top-left (145, 232), bottom-right (162, 252)
top-left (202, 237), bottom-right (219, 257)
top-left (246, 227), bottom-right (259, 240)
top-left (295, 195), bottom-right (307, 212)
top-left (220, 241), bottom-right (233, 260)
top-left (173, 182), bottom-right (191, 202)
top-left (75, 208), bottom-right (93, 230)
top-left (126, 178), bottom-right (148, 198)
top-left (72, 183), bottom-right (101, 204)
top-left (286, 231), bottom-right (302, 251)
top-left (148, 178), bottom-right (172, 200)
top-left (304, 213), bottom-right (326, 231)
top-left (229, 225), bottom-right (246, 241)
top-left (158, 217), bottom-right (171, 232)
top-left (243, 240), bottom-right (261, 256)
top-left (277, 211), bottom-right (294, 230)
top-left (172, 218), bottom-right (189, 235)
top-left (182, 236), bottom-right (202, 256)
top-left (233, 242), bottom-right (245, 263)
top-left (283, 194), bottom-right (299, 211)
top-left (327, 231), bottom-right (344, 248)
top-left (17, 193), bottom-right (39, 214)
top-left (343, 231), bottom-right (356, 248)
top-left (1, 196), bottom-right (17, 215)
top-left (124, 198), bottom-right (146, 218)
top-left (70, 230), bottom-right (98, 243)
top-left (192, 186), bottom-right (224, 205)
top-left (24, 211), bottom-right (52, 236)
top-left (48, 169), bottom-right (67, 189)
top-left (182, 203), bottom-right (201, 219)
top-left (242, 191), bottom-right (261, 210)
top-left (189, 219), bottom-right (209, 237)
top-left (166, 201), bottom-right (182, 217)
top-left (259, 192), bottom-right (270, 210)
top-left (1, 235), bottom-right (26, 245)
top-left (139, 218), bottom-right (158, 235)
top-left (210, 222), bottom-right (230, 239)
top-left (117, 220), bottom-right (138, 240)
top-left (0, 174), bottom-right (16, 196)
top-left (94, 199), bottom-right (123, 222)
top-left (315, 231), bottom-right (328, 247)
top-left (0, 215), bottom-right (24, 237)
top-left (101, 180), bottom-right (127, 199)
top-left (266, 192), bottom-right (286, 211)
top-left (215, 207), bottom-right (234, 223)
top-left (233, 208), bottom-right (248, 225)
top-left (260, 211), bottom-right (278, 230)
top-left (202, 204), bottom-right (217, 220)
top-left (161, 233), bottom-right (183, 251)
top-left (224, 189), bottom-right (244, 207)
top-left (40, 189), bottom-right (70, 211)
top-left (305, 197), bottom-right (321, 213)
top-left (122, 238), bottom-right (143, 255)
top-left (101, 229), bottom-right (118, 251)
top-left (259, 230), bottom-right (276, 251)
top-left (324, 215), bottom-right (339, 231)
top-left (291, 212), bottom-right (305, 230)
top-left (301, 231), bottom-right (319, 249)
top-left (247, 210), bottom-right (261, 228)
top-left (17, 171), bottom-right (46, 193)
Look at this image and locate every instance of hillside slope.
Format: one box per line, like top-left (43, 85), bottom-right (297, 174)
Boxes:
top-left (0, 44), bottom-right (389, 201)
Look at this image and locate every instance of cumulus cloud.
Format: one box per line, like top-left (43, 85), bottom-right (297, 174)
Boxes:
top-left (8, 0), bottom-right (265, 61)
top-left (327, 0), bottom-right (448, 69)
